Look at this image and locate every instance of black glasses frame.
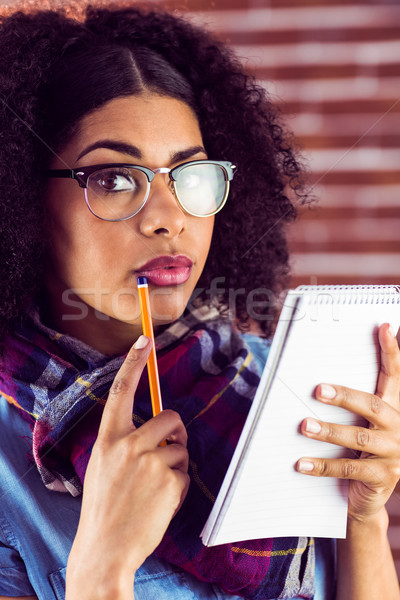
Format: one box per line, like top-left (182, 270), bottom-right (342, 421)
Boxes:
top-left (46, 159), bottom-right (235, 188)
top-left (45, 159), bottom-right (236, 220)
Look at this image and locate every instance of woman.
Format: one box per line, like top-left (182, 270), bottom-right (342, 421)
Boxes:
top-left (0, 3), bottom-right (399, 599)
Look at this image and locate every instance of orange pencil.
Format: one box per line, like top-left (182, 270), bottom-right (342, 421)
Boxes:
top-left (137, 276), bottom-right (163, 416)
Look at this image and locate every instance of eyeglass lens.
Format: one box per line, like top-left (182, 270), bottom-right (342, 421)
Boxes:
top-left (85, 163), bottom-right (229, 221)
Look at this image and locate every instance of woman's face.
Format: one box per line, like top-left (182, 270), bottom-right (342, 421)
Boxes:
top-left (45, 93), bottom-right (214, 354)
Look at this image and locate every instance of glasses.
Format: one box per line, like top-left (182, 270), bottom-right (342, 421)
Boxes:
top-left (45, 159), bottom-right (236, 221)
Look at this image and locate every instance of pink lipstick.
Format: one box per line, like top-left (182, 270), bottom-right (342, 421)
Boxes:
top-left (135, 255), bottom-right (193, 286)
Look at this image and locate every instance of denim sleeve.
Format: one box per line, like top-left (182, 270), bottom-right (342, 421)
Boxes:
top-left (0, 523), bottom-right (35, 596)
top-left (241, 332), bottom-right (271, 373)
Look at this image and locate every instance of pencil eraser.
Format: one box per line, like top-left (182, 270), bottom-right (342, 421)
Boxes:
top-left (137, 276), bottom-right (148, 286)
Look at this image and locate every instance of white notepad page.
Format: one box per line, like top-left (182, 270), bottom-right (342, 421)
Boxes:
top-left (201, 285), bottom-right (400, 546)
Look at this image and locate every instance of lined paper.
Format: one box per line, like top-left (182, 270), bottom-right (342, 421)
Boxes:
top-left (201, 285), bottom-right (400, 546)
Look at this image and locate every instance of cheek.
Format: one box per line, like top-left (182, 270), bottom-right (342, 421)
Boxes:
top-left (45, 184), bottom-right (86, 262)
top-left (197, 218), bottom-right (214, 262)
top-left (47, 213), bottom-right (85, 270)
top-left (46, 205), bottom-right (116, 287)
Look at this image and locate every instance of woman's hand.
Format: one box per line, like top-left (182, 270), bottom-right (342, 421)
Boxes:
top-left (297, 322), bottom-right (400, 521)
top-left (66, 335), bottom-right (190, 599)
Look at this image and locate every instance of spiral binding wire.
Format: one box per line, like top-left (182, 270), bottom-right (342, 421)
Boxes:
top-left (295, 285), bottom-right (400, 304)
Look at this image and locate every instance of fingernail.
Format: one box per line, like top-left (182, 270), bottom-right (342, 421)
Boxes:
top-left (319, 383), bottom-right (336, 400)
top-left (135, 335), bottom-right (149, 349)
top-left (298, 460), bottom-right (314, 472)
top-left (305, 418), bottom-right (321, 434)
top-left (388, 325), bottom-right (395, 338)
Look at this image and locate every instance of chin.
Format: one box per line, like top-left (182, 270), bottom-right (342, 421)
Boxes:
top-left (110, 305), bottom-right (185, 328)
top-left (149, 290), bottom-right (190, 323)
top-left (152, 306), bottom-right (187, 327)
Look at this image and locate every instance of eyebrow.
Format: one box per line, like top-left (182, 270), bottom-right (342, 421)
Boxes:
top-left (76, 140), bottom-right (207, 164)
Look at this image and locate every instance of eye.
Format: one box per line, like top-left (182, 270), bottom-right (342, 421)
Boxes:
top-left (179, 170), bottom-right (202, 190)
top-left (91, 168), bottom-right (138, 193)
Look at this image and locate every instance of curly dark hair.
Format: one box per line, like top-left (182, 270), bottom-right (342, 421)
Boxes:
top-left (0, 2), bottom-right (307, 341)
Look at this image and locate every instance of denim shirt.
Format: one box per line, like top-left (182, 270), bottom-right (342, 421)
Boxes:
top-left (0, 334), bottom-right (334, 599)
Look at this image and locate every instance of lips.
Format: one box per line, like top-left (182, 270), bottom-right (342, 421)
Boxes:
top-left (135, 255), bottom-right (193, 286)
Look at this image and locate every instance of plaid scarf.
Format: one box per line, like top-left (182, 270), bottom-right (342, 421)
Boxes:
top-left (0, 303), bottom-right (314, 599)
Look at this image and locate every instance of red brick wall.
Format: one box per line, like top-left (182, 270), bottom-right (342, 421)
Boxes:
top-left (171, 0), bottom-right (400, 288)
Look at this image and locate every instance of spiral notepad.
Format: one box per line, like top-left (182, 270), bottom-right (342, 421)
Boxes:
top-left (201, 285), bottom-right (400, 546)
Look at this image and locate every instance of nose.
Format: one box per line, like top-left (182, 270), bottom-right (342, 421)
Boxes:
top-left (138, 171), bottom-right (186, 238)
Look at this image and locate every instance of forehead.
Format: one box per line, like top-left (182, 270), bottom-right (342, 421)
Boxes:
top-left (64, 93), bottom-right (204, 166)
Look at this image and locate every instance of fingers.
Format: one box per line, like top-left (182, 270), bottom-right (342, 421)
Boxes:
top-left (99, 335), bottom-right (151, 439)
top-left (171, 468), bottom-right (191, 518)
top-left (296, 455), bottom-right (399, 492)
top-left (134, 409), bottom-right (188, 452)
top-left (296, 324), bottom-right (400, 519)
top-left (314, 382), bottom-right (399, 430)
top-left (376, 323), bottom-right (400, 407)
top-left (300, 417), bottom-right (399, 457)
top-left (297, 456), bottom-right (362, 478)
top-left (154, 437), bottom-right (189, 473)
top-left (301, 379), bottom-right (400, 461)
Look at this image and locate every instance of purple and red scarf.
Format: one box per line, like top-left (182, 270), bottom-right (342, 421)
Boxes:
top-left (0, 303), bottom-right (314, 599)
